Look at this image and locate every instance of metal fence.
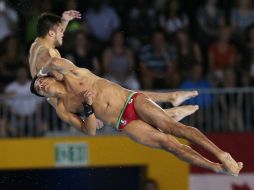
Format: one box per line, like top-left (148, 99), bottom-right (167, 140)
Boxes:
top-left (0, 88), bottom-right (254, 138)
top-left (179, 88), bottom-right (254, 133)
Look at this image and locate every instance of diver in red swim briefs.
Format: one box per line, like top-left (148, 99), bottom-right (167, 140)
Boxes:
top-left (30, 55), bottom-right (242, 177)
top-left (29, 11), bottom-right (242, 177)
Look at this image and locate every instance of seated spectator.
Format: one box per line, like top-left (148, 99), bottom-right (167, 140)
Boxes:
top-left (196, 0), bottom-right (225, 46)
top-left (0, 118), bottom-right (7, 137)
top-left (65, 31), bottom-right (101, 75)
top-left (102, 30), bottom-right (140, 90)
top-left (244, 25), bottom-right (254, 79)
top-left (159, 0), bottom-right (189, 35)
top-left (246, 25), bottom-right (254, 51)
top-left (0, 0), bottom-right (18, 42)
top-left (139, 31), bottom-right (179, 89)
top-left (180, 64), bottom-right (214, 131)
top-left (241, 69), bottom-right (252, 86)
top-left (208, 26), bottom-right (238, 84)
top-left (4, 67), bottom-right (46, 137)
top-left (236, 68), bottom-right (254, 129)
top-left (180, 64), bottom-right (213, 109)
top-left (110, 0), bottom-right (130, 22)
top-left (218, 69), bottom-right (244, 132)
top-left (176, 30), bottom-right (202, 79)
top-left (83, 0), bottom-right (120, 42)
top-left (127, 0), bottom-right (157, 49)
top-left (231, 0), bottom-right (254, 35)
top-left (0, 35), bottom-right (26, 87)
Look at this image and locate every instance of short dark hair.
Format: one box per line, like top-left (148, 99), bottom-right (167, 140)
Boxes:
top-left (37, 13), bottom-right (62, 37)
top-left (30, 76), bottom-right (45, 97)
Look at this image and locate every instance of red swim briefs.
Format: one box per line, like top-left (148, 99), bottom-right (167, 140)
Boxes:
top-left (116, 92), bottom-right (141, 131)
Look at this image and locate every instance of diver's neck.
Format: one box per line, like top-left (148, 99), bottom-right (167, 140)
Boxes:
top-left (55, 85), bottom-right (67, 98)
top-left (37, 37), bottom-right (55, 49)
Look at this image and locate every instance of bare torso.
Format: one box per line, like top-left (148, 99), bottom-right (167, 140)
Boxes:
top-left (29, 38), bottom-right (61, 78)
top-left (29, 38), bottom-right (131, 126)
top-left (60, 68), bottom-right (131, 126)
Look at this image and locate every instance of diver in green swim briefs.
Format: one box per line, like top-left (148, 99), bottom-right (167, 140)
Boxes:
top-left (30, 56), bottom-right (242, 177)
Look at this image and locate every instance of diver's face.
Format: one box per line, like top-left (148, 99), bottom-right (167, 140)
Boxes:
top-left (34, 77), bottom-right (57, 97)
top-left (54, 24), bottom-right (64, 46)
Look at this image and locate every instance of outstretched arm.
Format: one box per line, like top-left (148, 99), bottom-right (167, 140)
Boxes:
top-left (39, 57), bottom-right (77, 76)
top-left (35, 46), bottom-right (64, 80)
top-left (61, 10), bottom-right (81, 32)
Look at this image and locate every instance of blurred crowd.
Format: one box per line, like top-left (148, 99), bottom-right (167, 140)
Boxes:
top-left (1, 0), bottom-right (254, 136)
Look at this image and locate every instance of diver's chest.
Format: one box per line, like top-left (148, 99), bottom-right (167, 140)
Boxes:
top-left (63, 93), bottom-right (84, 114)
top-left (65, 78), bottom-right (81, 92)
top-left (64, 76), bottom-right (87, 94)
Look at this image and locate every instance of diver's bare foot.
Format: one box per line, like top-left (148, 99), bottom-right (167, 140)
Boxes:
top-left (214, 163), bottom-right (228, 175)
top-left (216, 162), bottom-right (243, 176)
top-left (165, 105), bottom-right (199, 121)
top-left (237, 162), bottom-right (243, 172)
top-left (171, 91), bottom-right (198, 107)
top-left (219, 152), bottom-right (243, 176)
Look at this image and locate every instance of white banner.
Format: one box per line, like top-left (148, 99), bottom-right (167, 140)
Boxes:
top-left (190, 174), bottom-right (254, 190)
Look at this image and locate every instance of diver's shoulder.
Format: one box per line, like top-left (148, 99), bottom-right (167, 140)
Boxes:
top-left (31, 38), bottom-right (49, 51)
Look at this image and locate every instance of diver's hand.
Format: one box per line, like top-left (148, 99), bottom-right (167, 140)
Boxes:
top-left (83, 90), bottom-right (93, 105)
top-left (96, 119), bottom-right (104, 130)
top-left (62, 10), bottom-right (81, 21)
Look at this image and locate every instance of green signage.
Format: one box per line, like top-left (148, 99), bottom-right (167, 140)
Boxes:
top-left (55, 143), bottom-right (88, 166)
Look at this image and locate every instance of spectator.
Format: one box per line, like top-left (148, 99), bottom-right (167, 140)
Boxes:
top-left (0, 35), bottom-right (26, 87)
top-left (246, 25), bottom-right (254, 51)
top-left (65, 31), bottom-right (101, 75)
top-left (0, 0), bottom-right (18, 42)
top-left (102, 30), bottom-right (140, 90)
top-left (231, 0), bottom-right (254, 35)
top-left (0, 118), bottom-right (7, 137)
top-left (127, 0), bottom-right (157, 49)
top-left (175, 30), bottom-right (202, 79)
top-left (241, 69), bottom-right (252, 86)
top-left (4, 67), bottom-right (45, 137)
top-left (110, 0), bottom-right (131, 25)
top-left (244, 25), bottom-right (254, 80)
top-left (159, 0), bottom-right (189, 35)
top-left (196, 0), bottom-right (225, 46)
top-left (143, 178), bottom-right (159, 190)
top-left (154, 0), bottom-right (167, 12)
top-left (180, 64), bottom-right (214, 130)
top-left (180, 64), bottom-right (213, 109)
top-left (83, 0), bottom-right (120, 42)
top-left (139, 31), bottom-right (179, 89)
top-left (208, 26), bottom-right (237, 84)
top-left (218, 69), bottom-right (244, 132)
